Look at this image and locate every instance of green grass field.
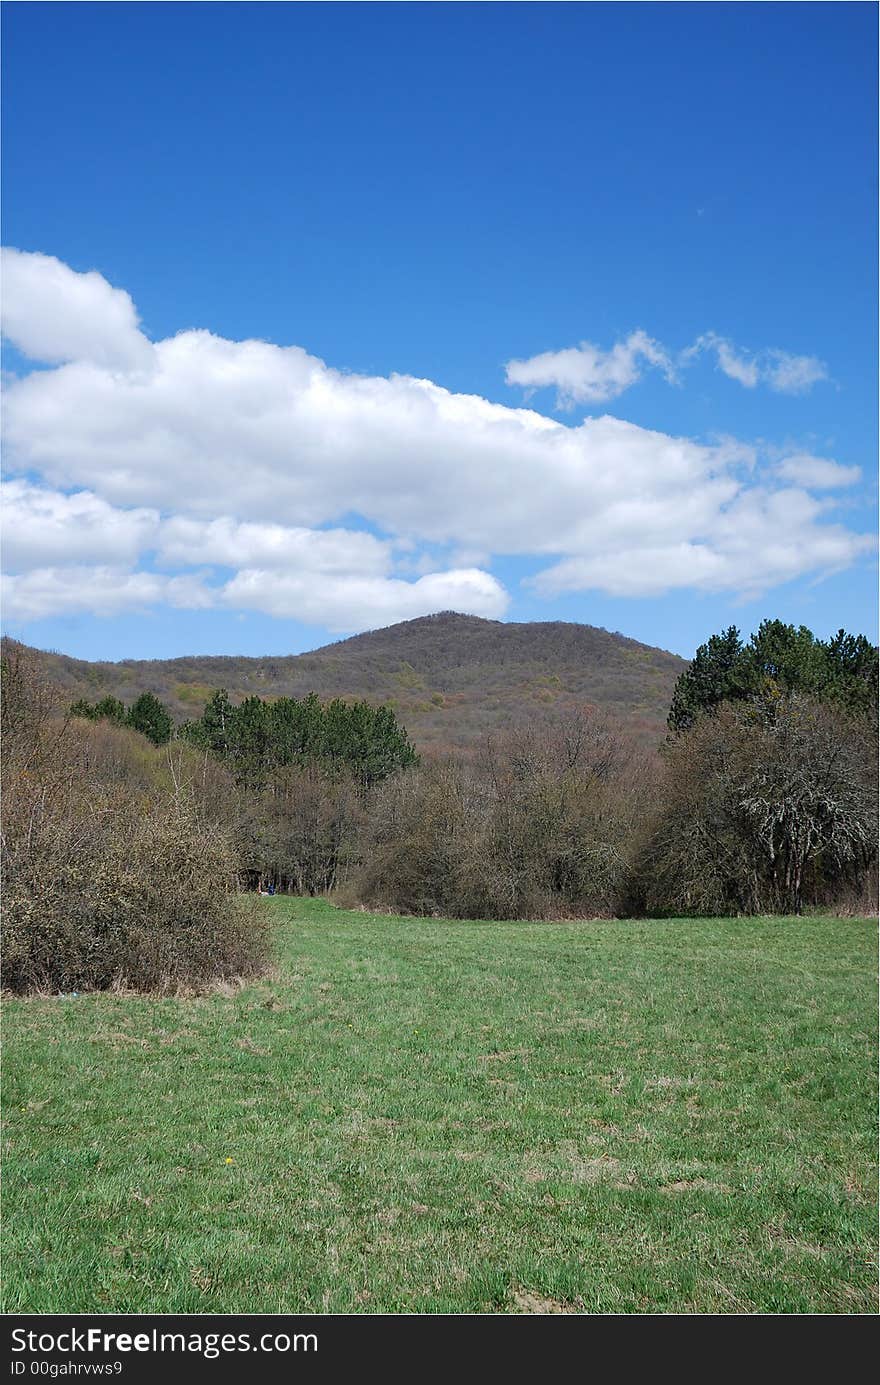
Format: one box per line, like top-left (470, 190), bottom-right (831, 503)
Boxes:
top-left (2, 899), bottom-right (876, 1313)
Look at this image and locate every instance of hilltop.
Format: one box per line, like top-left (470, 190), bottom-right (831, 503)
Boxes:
top-left (10, 612), bottom-right (686, 753)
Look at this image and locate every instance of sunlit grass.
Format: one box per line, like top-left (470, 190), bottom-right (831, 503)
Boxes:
top-left (2, 899), bottom-right (876, 1313)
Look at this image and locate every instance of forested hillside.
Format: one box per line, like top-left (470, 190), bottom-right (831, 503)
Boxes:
top-left (8, 613), bottom-right (686, 752)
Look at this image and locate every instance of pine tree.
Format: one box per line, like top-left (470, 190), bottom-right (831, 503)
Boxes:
top-left (668, 620), bottom-right (878, 732)
top-left (201, 689), bottom-right (235, 755)
top-left (668, 626), bottom-right (744, 732)
top-left (126, 692), bottom-right (173, 746)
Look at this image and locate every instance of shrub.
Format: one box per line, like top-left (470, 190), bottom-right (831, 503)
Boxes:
top-left (346, 711), bottom-right (655, 919)
top-left (2, 661), bottom-right (269, 993)
top-left (639, 694), bottom-right (877, 916)
top-left (2, 785), bottom-right (268, 993)
top-left (233, 764), bottom-right (366, 895)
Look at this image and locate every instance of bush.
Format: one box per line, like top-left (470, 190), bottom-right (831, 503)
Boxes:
top-left (232, 764), bottom-right (366, 895)
top-left (638, 694), bottom-right (877, 916)
top-left (2, 653), bottom-right (269, 993)
top-left (3, 786), bottom-right (268, 993)
top-left (346, 711), bottom-right (655, 919)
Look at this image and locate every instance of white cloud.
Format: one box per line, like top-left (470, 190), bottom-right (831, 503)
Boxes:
top-left (508, 330), bottom-right (830, 405)
top-left (155, 514), bottom-right (393, 575)
top-left (695, 333), bottom-right (760, 388)
top-left (505, 330), bottom-right (675, 406)
top-left (0, 248), bottom-right (154, 371)
top-left (1, 567), bottom-right (213, 622)
top-left (220, 567), bottom-right (509, 631)
top-left (775, 453), bottom-right (861, 489)
top-left (0, 482), bottom-right (507, 627)
top-left (0, 251), bottom-right (870, 625)
top-left (0, 558), bottom-right (508, 629)
top-left (764, 351), bottom-right (830, 395)
top-left (687, 333), bottom-right (828, 394)
top-left (1, 480), bottom-right (159, 570)
top-left (0, 329), bottom-right (735, 560)
top-left (532, 488), bottom-right (873, 599)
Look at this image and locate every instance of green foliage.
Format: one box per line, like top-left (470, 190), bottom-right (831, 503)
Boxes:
top-left (174, 681), bottom-right (214, 704)
top-left (69, 690), bottom-right (170, 742)
top-left (669, 620), bottom-right (878, 731)
top-left (181, 687), bottom-right (418, 787)
top-left (126, 691), bottom-right (173, 745)
top-left (94, 695), bottom-right (127, 724)
top-left (69, 698), bottom-right (98, 721)
top-left (70, 695), bottom-right (127, 725)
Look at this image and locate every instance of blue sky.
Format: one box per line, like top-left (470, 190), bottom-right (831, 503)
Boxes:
top-left (1, 1), bottom-right (876, 661)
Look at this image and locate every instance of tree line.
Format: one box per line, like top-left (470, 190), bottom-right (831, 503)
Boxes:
top-left (70, 687), bottom-right (418, 786)
top-left (178, 689), bottom-right (418, 787)
top-left (1, 618), bottom-right (876, 993)
top-left (668, 619), bottom-right (877, 730)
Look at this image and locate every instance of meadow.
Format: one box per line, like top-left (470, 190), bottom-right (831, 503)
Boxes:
top-left (2, 898), bottom-right (876, 1314)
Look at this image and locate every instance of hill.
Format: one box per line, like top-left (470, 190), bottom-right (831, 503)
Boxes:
top-left (9, 612), bottom-right (686, 753)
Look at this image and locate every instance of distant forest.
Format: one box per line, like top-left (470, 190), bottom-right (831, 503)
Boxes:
top-left (2, 615), bottom-right (876, 994)
top-left (13, 612), bottom-right (687, 753)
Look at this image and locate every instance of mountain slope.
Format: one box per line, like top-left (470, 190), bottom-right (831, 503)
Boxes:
top-left (10, 613), bottom-right (686, 752)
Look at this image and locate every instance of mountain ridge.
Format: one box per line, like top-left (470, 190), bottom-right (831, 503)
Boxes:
top-left (7, 612), bottom-right (687, 752)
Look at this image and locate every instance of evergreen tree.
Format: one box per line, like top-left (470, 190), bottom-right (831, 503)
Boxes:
top-left (69, 698), bottom-right (98, 720)
top-left (70, 695), bottom-right (133, 727)
top-left (742, 620), bottom-right (827, 694)
top-left (201, 689), bottom-right (235, 756)
top-left (94, 695), bottom-right (127, 725)
top-left (228, 695), bottom-right (272, 785)
top-left (127, 692), bottom-right (173, 746)
top-left (182, 687), bottom-right (417, 785)
top-left (668, 619), bottom-right (878, 732)
top-left (668, 626), bottom-right (745, 732)
top-left (823, 629), bottom-right (878, 716)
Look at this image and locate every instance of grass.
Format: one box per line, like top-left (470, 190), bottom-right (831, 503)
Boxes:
top-left (2, 899), bottom-right (876, 1313)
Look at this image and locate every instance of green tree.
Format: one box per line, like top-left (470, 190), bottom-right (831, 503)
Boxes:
top-left (668, 626), bottom-right (745, 732)
top-left (127, 692), bottom-right (173, 746)
top-left (742, 620), bottom-right (827, 694)
top-left (94, 695), bottom-right (127, 725)
top-left (69, 698), bottom-right (98, 721)
top-left (823, 629), bottom-right (878, 717)
top-left (201, 689), bottom-right (235, 756)
top-left (179, 687), bottom-right (417, 788)
top-left (669, 620), bottom-right (878, 732)
top-left (228, 695), bottom-right (272, 786)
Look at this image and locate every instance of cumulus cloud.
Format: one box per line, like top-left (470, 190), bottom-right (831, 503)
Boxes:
top-left (220, 567), bottom-right (509, 630)
top-left (0, 482), bottom-right (507, 628)
top-left (0, 248), bottom-right (154, 371)
top-left (155, 515), bottom-right (393, 575)
top-left (505, 330), bottom-right (675, 406)
top-left (775, 454), bottom-right (861, 489)
top-left (1, 480), bottom-right (159, 570)
top-left (1, 566), bottom-right (213, 622)
top-left (3, 331), bottom-right (718, 557)
top-left (532, 488), bottom-right (872, 599)
top-left (0, 560), bottom-right (508, 628)
top-left (0, 250), bottom-right (871, 624)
